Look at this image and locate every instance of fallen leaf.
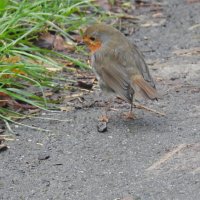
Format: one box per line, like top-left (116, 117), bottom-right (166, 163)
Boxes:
top-left (0, 92), bottom-right (36, 109)
top-left (59, 106), bottom-right (73, 112)
top-left (187, 0), bottom-right (200, 3)
top-left (36, 32), bottom-right (55, 49)
top-left (53, 35), bottom-right (66, 51)
top-left (64, 93), bottom-right (83, 100)
top-left (141, 19), bottom-right (166, 27)
top-left (0, 92), bottom-right (12, 107)
top-left (95, 0), bottom-right (111, 11)
top-left (44, 92), bottom-right (54, 97)
top-left (152, 12), bottom-right (163, 18)
top-left (45, 67), bottom-right (62, 72)
top-left (35, 32), bottom-right (75, 51)
top-left (54, 35), bottom-right (75, 51)
top-left (173, 48), bottom-right (200, 56)
top-left (77, 80), bottom-right (94, 90)
top-left (0, 56), bottom-right (21, 63)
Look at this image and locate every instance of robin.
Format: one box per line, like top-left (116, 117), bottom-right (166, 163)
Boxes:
top-left (83, 23), bottom-right (158, 121)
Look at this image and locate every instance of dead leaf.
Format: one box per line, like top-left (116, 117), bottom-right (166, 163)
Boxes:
top-left (54, 35), bottom-right (75, 51)
top-left (0, 92), bottom-right (12, 107)
top-left (77, 80), bottom-right (94, 90)
top-left (36, 32), bottom-right (55, 49)
top-left (152, 12), bottom-right (163, 18)
top-left (62, 43), bottom-right (75, 52)
top-left (187, 0), bottom-right (200, 3)
top-left (53, 35), bottom-right (66, 51)
top-left (36, 32), bottom-right (75, 52)
top-left (0, 56), bottom-right (21, 63)
top-left (27, 109), bottom-right (41, 114)
top-left (59, 106), bottom-right (73, 112)
top-left (44, 91), bottom-right (54, 97)
top-left (45, 67), bottom-right (62, 72)
top-left (0, 92), bottom-right (36, 109)
top-left (173, 48), bottom-right (200, 56)
top-left (64, 93), bottom-right (83, 100)
top-left (95, 0), bottom-right (111, 11)
top-left (141, 19), bottom-right (166, 27)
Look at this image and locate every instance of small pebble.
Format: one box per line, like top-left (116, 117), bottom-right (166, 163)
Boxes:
top-left (0, 144), bottom-right (8, 152)
top-left (38, 152), bottom-right (50, 160)
top-left (97, 122), bottom-right (107, 132)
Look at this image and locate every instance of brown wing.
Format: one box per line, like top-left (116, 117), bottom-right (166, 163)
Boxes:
top-left (130, 43), bottom-right (156, 88)
top-left (92, 52), bottom-right (134, 103)
top-left (112, 41), bottom-right (156, 89)
top-left (101, 65), bottom-right (134, 103)
top-left (110, 42), bottom-right (158, 100)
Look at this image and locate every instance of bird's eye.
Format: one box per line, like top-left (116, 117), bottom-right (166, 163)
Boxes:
top-left (89, 37), bottom-right (95, 41)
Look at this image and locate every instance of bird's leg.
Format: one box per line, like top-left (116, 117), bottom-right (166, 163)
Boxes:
top-left (99, 106), bottom-right (109, 122)
top-left (122, 92), bottom-right (137, 120)
top-left (123, 102), bottom-right (136, 120)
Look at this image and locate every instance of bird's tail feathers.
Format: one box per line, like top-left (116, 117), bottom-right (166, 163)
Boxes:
top-left (132, 75), bottom-right (158, 100)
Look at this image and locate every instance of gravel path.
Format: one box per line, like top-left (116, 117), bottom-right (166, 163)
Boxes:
top-left (1, 0), bottom-right (200, 199)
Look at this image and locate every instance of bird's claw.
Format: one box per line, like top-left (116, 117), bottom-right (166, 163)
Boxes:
top-left (122, 112), bottom-right (136, 120)
top-left (99, 115), bottom-right (109, 122)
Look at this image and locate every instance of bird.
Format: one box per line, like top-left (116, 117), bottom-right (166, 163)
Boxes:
top-left (83, 23), bottom-right (158, 121)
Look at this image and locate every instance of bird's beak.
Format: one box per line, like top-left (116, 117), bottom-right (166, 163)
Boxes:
top-left (82, 36), bottom-right (91, 45)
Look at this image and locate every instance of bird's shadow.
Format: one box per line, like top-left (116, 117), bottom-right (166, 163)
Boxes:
top-left (108, 111), bottom-right (167, 136)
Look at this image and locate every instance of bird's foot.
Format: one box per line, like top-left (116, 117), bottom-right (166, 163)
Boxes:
top-left (122, 112), bottom-right (136, 120)
top-left (99, 115), bottom-right (109, 123)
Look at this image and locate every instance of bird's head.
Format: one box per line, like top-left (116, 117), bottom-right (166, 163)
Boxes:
top-left (83, 23), bottom-right (120, 52)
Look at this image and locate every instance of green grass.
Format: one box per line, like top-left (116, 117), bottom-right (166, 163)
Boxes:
top-left (0, 0), bottom-right (103, 128)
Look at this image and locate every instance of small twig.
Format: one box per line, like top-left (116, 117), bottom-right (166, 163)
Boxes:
top-left (189, 23), bottom-right (200, 30)
top-left (109, 108), bottom-right (119, 111)
top-left (3, 119), bottom-right (50, 133)
top-left (109, 12), bottom-right (139, 20)
top-left (133, 103), bottom-right (166, 116)
top-left (146, 144), bottom-right (187, 171)
top-left (65, 92), bottom-right (83, 100)
top-left (12, 115), bottom-right (72, 122)
top-left (3, 120), bottom-right (14, 133)
top-left (192, 167), bottom-right (200, 174)
top-left (0, 135), bottom-right (15, 141)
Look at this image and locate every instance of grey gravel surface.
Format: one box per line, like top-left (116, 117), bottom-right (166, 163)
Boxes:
top-left (1, 0), bottom-right (200, 199)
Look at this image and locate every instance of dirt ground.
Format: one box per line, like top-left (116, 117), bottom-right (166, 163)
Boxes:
top-left (1, 0), bottom-right (200, 200)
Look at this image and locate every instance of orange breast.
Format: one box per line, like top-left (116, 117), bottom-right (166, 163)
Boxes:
top-left (88, 41), bottom-right (101, 53)
top-left (83, 37), bottom-right (101, 53)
